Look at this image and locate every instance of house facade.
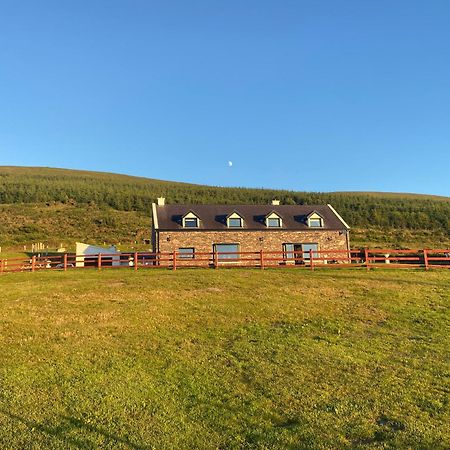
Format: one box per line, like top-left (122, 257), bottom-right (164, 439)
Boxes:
top-left (151, 198), bottom-right (350, 264)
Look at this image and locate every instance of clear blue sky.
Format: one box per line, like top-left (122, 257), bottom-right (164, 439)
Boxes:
top-left (1, 0), bottom-right (449, 196)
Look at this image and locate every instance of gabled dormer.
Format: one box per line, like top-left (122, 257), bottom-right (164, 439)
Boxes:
top-left (182, 211), bottom-right (200, 228)
top-left (307, 211), bottom-right (324, 228)
top-left (226, 211), bottom-right (244, 228)
top-left (265, 211), bottom-right (282, 228)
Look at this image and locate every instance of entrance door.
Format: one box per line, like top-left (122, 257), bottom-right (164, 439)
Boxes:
top-left (294, 244), bottom-right (304, 264)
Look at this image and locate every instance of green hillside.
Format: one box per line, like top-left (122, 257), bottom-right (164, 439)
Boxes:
top-left (0, 166), bottom-right (449, 249)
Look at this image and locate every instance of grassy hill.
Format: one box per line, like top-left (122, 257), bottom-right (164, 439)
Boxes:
top-left (0, 166), bottom-right (449, 249)
top-left (1, 268), bottom-right (449, 448)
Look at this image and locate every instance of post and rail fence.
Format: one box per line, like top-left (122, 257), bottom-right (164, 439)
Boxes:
top-left (0, 248), bottom-right (449, 275)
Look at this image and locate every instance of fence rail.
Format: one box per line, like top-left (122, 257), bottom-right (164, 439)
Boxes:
top-left (0, 249), bottom-right (449, 274)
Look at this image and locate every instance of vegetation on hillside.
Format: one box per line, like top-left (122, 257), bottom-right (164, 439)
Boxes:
top-left (0, 166), bottom-right (449, 248)
top-left (0, 203), bottom-right (149, 249)
top-left (1, 269), bottom-right (449, 448)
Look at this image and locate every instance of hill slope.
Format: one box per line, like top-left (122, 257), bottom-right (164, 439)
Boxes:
top-left (0, 166), bottom-right (449, 249)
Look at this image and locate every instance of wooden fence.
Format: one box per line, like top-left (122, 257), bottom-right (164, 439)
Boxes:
top-left (0, 249), bottom-right (449, 274)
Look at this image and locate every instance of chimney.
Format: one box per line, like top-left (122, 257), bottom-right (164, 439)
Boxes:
top-left (157, 197), bottom-right (165, 206)
top-left (271, 199), bottom-right (280, 205)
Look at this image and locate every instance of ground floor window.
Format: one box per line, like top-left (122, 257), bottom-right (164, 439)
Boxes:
top-left (178, 247), bottom-right (195, 259)
top-left (283, 243), bottom-right (296, 260)
top-left (283, 243), bottom-right (318, 264)
top-left (213, 243), bottom-right (240, 261)
top-left (302, 243), bottom-right (319, 260)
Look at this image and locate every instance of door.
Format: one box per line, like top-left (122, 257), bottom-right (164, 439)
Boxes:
top-left (294, 244), bottom-right (304, 264)
top-left (283, 244), bottom-right (304, 264)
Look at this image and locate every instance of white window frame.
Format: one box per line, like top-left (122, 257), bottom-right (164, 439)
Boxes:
top-left (307, 213), bottom-right (324, 228)
top-left (182, 212), bottom-right (200, 228)
top-left (226, 212), bottom-right (244, 228)
top-left (265, 212), bottom-right (282, 228)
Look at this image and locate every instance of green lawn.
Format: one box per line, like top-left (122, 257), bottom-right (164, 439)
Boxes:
top-left (0, 268), bottom-right (449, 449)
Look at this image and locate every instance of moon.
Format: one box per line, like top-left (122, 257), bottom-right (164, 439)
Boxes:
top-left (228, 161), bottom-right (233, 167)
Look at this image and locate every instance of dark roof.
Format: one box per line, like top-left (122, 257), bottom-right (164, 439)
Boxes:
top-left (154, 204), bottom-right (349, 231)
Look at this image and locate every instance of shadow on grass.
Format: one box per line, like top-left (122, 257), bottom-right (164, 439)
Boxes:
top-left (0, 409), bottom-right (149, 449)
top-left (307, 269), bottom-right (450, 288)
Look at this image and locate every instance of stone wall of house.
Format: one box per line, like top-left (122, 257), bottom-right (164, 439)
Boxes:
top-left (156, 229), bottom-right (349, 262)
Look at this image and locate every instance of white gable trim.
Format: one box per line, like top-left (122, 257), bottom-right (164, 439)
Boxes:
top-left (307, 211), bottom-right (324, 219)
top-left (327, 204), bottom-right (350, 229)
top-left (182, 211), bottom-right (200, 228)
top-left (183, 211), bottom-right (199, 219)
top-left (152, 203), bottom-right (159, 229)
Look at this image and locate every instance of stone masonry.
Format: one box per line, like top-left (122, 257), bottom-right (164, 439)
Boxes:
top-left (156, 229), bottom-right (349, 261)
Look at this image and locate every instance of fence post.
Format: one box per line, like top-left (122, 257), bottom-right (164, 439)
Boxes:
top-left (364, 248), bottom-right (370, 271)
top-left (310, 249), bottom-right (314, 271)
top-left (98, 253), bottom-right (102, 271)
top-left (260, 250), bottom-right (264, 269)
top-left (134, 252), bottom-right (138, 271)
top-left (213, 251), bottom-right (218, 269)
top-left (63, 253), bottom-right (68, 271)
top-left (423, 249), bottom-right (429, 271)
top-left (31, 255), bottom-right (36, 272)
top-left (172, 251), bottom-right (177, 271)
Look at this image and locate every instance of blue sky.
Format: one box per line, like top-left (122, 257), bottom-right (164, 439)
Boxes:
top-left (1, 0), bottom-right (449, 196)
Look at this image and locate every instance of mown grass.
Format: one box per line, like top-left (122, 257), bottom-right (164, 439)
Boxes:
top-left (0, 268), bottom-right (449, 449)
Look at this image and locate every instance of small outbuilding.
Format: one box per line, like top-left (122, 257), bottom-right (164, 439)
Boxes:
top-left (75, 242), bottom-right (121, 267)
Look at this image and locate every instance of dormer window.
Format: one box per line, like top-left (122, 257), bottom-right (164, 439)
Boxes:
top-left (267, 217), bottom-right (281, 227)
top-left (309, 218), bottom-right (322, 227)
top-left (227, 212), bottom-right (244, 228)
top-left (265, 212), bottom-right (282, 228)
top-left (184, 218), bottom-right (198, 228)
top-left (228, 218), bottom-right (242, 227)
top-left (307, 212), bottom-right (324, 228)
top-left (182, 211), bottom-right (200, 228)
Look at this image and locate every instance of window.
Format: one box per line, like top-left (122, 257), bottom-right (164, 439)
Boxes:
top-left (283, 243), bottom-right (295, 260)
top-left (307, 212), bottom-right (324, 228)
top-left (302, 243), bottom-right (319, 260)
top-left (182, 211), bottom-right (200, 228)
top-left (228, 217), bottom-right (243, 228)
top-left (184, 218), bottom-right (198, 228)
top-left (226, 212), bottom-right (244, 228)
top-left (308, 218), bottom-right (323, 228)
top-left (265, 212), bottom-right (282, 228)
top-left (283, 243), bottom-right (304, 264)
top-left (178, 248), bottom-right (194, 259)
top-left (214, 243), bottom-right (240, 261)
top-left (267, 217), bottom-right (281, 227)
top-left (283, 243), bottom-right (318, 263)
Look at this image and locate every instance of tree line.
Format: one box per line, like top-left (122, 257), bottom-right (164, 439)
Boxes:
top-left (0, 169), bottom-right (449, 235)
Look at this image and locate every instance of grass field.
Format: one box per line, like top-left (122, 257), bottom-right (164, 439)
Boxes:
top-left (1, 268), bottom-right (449, 449)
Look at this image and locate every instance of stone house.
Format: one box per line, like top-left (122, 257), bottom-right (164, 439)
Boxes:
top-left (151, 198), bottom-right (350, 264)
